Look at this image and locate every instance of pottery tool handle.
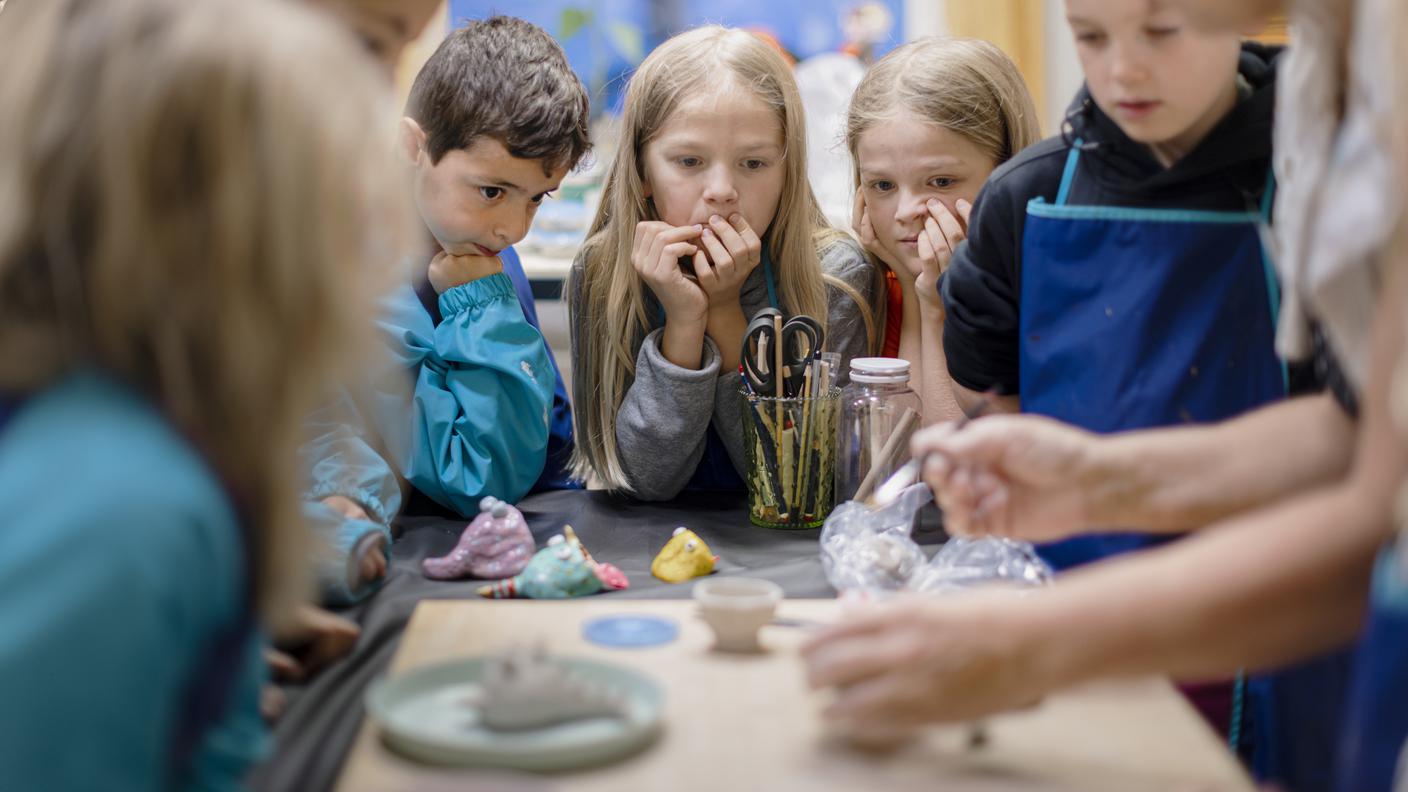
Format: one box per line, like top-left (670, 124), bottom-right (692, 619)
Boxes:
top-left (854, 406), bottom-right (921, 502)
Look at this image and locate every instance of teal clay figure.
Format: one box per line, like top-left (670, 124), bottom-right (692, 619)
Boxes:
top-left (478, 526), bottom-right (628, 599)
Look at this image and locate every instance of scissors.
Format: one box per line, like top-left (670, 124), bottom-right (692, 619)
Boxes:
top-left (741, 308), bottom-right (823, 398)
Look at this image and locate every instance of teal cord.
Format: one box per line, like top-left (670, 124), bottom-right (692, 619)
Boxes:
top-left (1228, 670), bottom-right (1246, 753)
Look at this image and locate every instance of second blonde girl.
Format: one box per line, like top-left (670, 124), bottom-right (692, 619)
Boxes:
top-left (846, 37), bottom-right (1040, 422)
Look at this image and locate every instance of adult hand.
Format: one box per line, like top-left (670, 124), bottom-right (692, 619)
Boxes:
top-left (632, 221), bottom-right (708, 322)
top-left (912, 414), bottom-right (1101, 542)
top-left (802, 594), bottom-right (1046, 731)
top-left (427, 250), bottom-right (502, 293)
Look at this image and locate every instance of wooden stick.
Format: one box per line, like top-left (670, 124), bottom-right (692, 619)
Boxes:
top-left (854, 406), bottom-right (921, 502)
top-left (792, 365), bottom-right (814, 510)
top-left (773, 315), bottom-right (783, 465)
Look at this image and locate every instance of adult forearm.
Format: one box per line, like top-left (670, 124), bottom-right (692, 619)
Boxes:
top-left (1024, 481), bottom-right (1378, 693)
top-left (1086, 393), bottom-right (1354, 531)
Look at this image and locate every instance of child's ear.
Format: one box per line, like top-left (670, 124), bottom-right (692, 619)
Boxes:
top-left (398, 117), bottom-right (427, 167)
top-left (640, 175), bottom-right (653, 200)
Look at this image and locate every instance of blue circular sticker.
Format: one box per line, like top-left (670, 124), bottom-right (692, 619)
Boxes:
top-left (582, 615), bottom-right (679, 648)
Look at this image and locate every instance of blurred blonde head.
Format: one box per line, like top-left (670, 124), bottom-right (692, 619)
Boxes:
top-left (569, 25), bottom-right (858, 490)
top-left (0, 0), bottom-right (415, 624)
top-left (847, 36), bottom-right (1040, 175)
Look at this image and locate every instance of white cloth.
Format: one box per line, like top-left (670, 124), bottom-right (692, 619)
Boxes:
top-left (1274, 0), bottom-right (1399, 393)
top-left (795, 53), bottom-right (867, 231)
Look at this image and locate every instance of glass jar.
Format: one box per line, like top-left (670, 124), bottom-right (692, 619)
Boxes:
top-left (837, 357), bottom-right (924, 503)
top-left (741, 389), bottom-right (840, 529)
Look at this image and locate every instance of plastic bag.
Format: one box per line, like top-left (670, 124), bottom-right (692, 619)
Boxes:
top-left (820, 484), bottom-right (930, 592)
top-left (907, 536), bottom-right (1053, 593)
top-left (820, 483), bottom-right (1053, 595)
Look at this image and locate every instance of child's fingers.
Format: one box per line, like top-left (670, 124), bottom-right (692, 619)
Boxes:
top-left (265, 648), bottom-right (304, 682)
top-left (917, 227), bottom-right (936, 267)
top-left (923, 207), bottom-right (957, 252)
top-left (725, 213), bottom-right (763, 262)
top-left (699, 227), bottom-right (733, 270)
top-left (860, 207), bottom-right (878, 248)
top-left (658, 241), bottom-right (700, 277)
top-left (646, 225), bottom-right (703, 274)
top-left (633, 220), bottom-right (669, 262)
top-left (693, 249), bottom-right (717, 289)
top-left (923, 212), bottom-right (954, 257)
top-left (923, 216), bottom-right (955, 271)
top-left (929, 199), bottom-right (966, 249)
top-left (955, 198), bottom-right (973, 229)
top-left (710, 214), bottom-right (750, 263)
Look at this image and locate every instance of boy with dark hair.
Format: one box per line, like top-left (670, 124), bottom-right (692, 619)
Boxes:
top-left (305, 15), bottom-right (591, 604)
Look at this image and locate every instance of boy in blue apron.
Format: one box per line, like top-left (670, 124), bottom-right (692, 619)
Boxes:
top-left (940, 0), bottom-right (1282, 756)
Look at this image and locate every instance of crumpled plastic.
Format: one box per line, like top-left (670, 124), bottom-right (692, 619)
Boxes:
top-left (820, 484), bottom-right (932, 592)
top-left (908, 536), bottom-right (1053, 593)
top-left (820, 483), bottom-right (1053, 595)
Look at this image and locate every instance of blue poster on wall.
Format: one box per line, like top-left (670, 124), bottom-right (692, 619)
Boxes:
top-left (446, 0), bottom-right (903, 115)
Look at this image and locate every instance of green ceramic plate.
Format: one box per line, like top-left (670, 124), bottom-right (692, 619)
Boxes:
top-left (365, 656), bottom-right (665, 771)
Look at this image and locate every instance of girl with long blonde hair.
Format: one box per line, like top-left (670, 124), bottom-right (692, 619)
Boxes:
top-left (845, 36), bottom-right (1041, 424)
top-left (569, 25), bottom-right (876, 499)
top-left (0, 0), bottom-right (412, 785)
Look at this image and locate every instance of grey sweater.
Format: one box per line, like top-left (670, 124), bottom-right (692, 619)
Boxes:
top-left (569, 237), bottom-right (876, 500)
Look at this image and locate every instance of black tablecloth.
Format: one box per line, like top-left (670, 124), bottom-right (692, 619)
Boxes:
top-left (250, 489), bottom-right (945, 792)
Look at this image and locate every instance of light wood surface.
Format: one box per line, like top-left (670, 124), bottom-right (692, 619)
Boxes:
top-left (336, 598), bottom-right (1254, 792)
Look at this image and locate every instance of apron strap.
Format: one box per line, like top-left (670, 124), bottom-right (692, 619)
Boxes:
top-left (1258, 167), bottom-right (1277, 221)
top-left (1253, 166), bottom-right (1287, 394)
top-left (1055, 140), bottom-right (1083, 206)
top-left (761, 248), bottom-right (779, 311)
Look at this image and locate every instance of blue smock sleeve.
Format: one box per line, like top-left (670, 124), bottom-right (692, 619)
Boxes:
top-left (390, 271), bottom-right (556, 514)
top-left (300, 389), bottom-right (399, 605)
top-left (498, 248), bottom-right (578, 491)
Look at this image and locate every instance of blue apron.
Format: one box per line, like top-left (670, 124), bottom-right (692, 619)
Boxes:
top-left (1335, 543), bottom-right (1408, 791)
top-left (1018, 141), bottom-right (1284, 571)
top-left (1018, 143), bottom-right (1343, 784)
top-left (657, 250), bottom-right (781, 492)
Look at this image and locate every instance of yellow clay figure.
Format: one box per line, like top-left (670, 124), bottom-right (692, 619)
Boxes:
top-left (651, 527), bottom-right (718, 583)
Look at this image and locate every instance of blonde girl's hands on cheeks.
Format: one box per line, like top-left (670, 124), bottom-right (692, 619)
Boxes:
top-left (912, 415), bottom-right (1099, 542)
top-left (632, 221), bottom-right (709, 321)
top-left (695, 212), bottom-right (763, 303)
top-left (801, 595), bottom-right (1048, 732)
top-left (915, 198), bottom-right (970, 310)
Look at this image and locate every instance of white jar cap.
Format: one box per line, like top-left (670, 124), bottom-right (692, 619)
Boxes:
top-left (850, 357), bottom-right (910, 383)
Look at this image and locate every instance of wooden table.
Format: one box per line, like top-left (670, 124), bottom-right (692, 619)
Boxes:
top-left (335, 598), bottom-right (1254, 792)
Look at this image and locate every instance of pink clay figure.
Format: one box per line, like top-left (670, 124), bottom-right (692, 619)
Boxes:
top-left (422, 496), bottom-right (535, 581)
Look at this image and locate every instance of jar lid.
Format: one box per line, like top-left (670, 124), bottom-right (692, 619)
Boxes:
top-left (850, 357), bottom-right (911, 383)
